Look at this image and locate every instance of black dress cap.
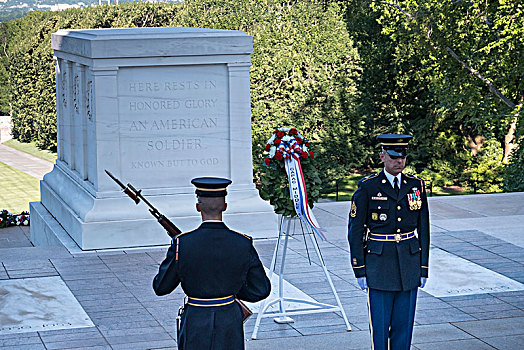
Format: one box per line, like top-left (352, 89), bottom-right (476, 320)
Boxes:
top-left (377, 134), bottom-right (412, 157)
top-left (191, 177), bottom-right (232, 197)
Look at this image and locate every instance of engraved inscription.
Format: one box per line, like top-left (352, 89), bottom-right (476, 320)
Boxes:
top-left (130, 158), bottom-right (219, 169)
top-left (129, 118), bottom-right (218, 131)
top-left (61, 71), bottom-right (67, 108)
top-left (118, 65), bottom-right (230, 183)
top-left (146, 138), bottom-right (202, 151)
top-left (86, 80), bottom-right (93, 121)
top-left (73, 74), bottom-right (79, 113)
top-left (127, 80), bottom-right (217, 92)
top-left (128, 98), bottom-right (217, 111)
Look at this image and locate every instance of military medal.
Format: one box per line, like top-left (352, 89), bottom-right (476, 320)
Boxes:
top-left (408, 190), bottom-right (422, 210)
top-left (372, 213), bottom-right (378, 220)
top-left (414, 189), bottom-right (422, 209)
top-left (408, 195), bottom-right (415, 210)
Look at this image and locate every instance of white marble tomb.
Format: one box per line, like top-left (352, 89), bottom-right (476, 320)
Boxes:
top-left (30, 27), bottom-right (277, 250)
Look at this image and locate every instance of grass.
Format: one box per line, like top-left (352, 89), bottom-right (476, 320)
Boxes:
top-left (0, 161), bottom-right (40, 213)
top-left (321, 173), bottom-right (364, 201)
top-left (2, 139), bottom-right (56, 163)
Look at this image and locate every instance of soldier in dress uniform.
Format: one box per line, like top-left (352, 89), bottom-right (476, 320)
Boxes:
top-left (153, 177), bottom-right (271, 350)
top-left (348, 134), bottom-right (430, 350)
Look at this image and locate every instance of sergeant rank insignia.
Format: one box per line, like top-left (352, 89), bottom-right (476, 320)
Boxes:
top-left (408, 190), bottom-right (422, 210)
top-left (350, 202), bottom-right (357, 217)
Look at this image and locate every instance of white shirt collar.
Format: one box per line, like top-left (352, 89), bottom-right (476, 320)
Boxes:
top-left (383, 169), bottom-right (402, 189)
top-left (203, 219), bottom-right (222, 223)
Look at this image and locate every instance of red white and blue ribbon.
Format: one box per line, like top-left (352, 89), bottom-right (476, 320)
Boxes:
top-left (284, 156), bottom-right (326, 241)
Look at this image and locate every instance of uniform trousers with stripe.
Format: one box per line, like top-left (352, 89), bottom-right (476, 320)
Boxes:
top-left (367, 288), bottom-right (418, 350)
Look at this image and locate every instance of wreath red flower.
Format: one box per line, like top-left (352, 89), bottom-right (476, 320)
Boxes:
top-left (257, 127), bottom-right (322, 216)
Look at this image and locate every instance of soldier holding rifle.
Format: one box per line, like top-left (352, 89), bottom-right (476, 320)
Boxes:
top-left (152, 177), bottom-right (271, 350)
top-left (348, 134), bottom-right (430, 350)
top-left (106, 172), bottom-right (270, 349)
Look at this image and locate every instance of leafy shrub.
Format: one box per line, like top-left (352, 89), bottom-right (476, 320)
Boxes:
top-left (460, 138), bottom-right (504, 193)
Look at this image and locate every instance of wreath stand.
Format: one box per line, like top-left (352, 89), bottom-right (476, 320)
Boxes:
top-left (251, 215), bottom-right (351, 339)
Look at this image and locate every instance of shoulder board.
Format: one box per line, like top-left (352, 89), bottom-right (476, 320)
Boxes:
top-left (360, 173), bottom-right (379, 184)
top-left (404, 173), bottom-right (425, 191)
top-left (174, 230), bottom-right (194, 240)
top-left (404, 173), bottom-right (424, 182)
top-left (231, 230), bottom-right (253, 241)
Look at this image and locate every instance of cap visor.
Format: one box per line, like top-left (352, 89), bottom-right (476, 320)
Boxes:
top-left (385, 149), bottom-right (407, 157)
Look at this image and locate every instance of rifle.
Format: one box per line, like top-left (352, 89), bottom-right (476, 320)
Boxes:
top-left (105, 170), bottom-right (182, 238)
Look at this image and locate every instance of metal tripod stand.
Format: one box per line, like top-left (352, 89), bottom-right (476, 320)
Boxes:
top-left (251, 216), bottom-right (351, 339)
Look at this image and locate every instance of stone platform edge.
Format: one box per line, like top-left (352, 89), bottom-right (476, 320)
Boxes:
top-left (29, 201), bottom-right (280, 256)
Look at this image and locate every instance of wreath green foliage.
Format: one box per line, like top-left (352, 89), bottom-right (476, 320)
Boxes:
top-left (256, 130), bottom-right (322, 217)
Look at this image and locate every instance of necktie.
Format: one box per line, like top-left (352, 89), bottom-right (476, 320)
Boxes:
top-left (394, 177), bottom-right (400, 196)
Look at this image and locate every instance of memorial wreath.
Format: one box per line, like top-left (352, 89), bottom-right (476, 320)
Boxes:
top-left (257, 127), bottom-right (322, 218)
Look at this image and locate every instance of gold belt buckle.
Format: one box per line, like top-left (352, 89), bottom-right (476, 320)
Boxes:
top-left (394, 234), bottom-right (401, 243)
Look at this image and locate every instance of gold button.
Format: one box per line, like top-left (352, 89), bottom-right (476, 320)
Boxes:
top-left (397, 229), bottom-right (401, 232)
top-left (397, 206), bottom-right (401, 210)
top-left (368, 250), bottom-right (371, 253)
top-left (378, 206), bottom-right (381, 209)
top-left (397, 217), bottom-right (402, 222)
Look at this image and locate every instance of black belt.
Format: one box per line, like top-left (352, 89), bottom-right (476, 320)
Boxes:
top-left (369, 231), bottom-right (415, 243)
top-left (187, 295), bottom-right (235, 307)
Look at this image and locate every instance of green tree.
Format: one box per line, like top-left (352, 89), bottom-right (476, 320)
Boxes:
top-left (0, 22), bottom-right (13, 116)
top-left (371, 0), bottom-right (522, 182)
top-left (333, 0), bottom-right (522, 190)
top-left (336, 0), bottom-right (434, 171)
top-left (174, 0), bottom-right (363, 180)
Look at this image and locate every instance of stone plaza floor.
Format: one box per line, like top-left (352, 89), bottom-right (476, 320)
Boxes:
top-left (0, 191), bottom-right (523, 349)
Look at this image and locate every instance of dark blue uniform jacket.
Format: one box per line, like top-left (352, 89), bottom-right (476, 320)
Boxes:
top-left (348, 171), bottom-right (430, 291)
top-left (153, 221), bottom-right (271, 350)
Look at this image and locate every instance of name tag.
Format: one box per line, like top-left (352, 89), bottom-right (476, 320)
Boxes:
top-left (372, 196), bottom-right (387, 201)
